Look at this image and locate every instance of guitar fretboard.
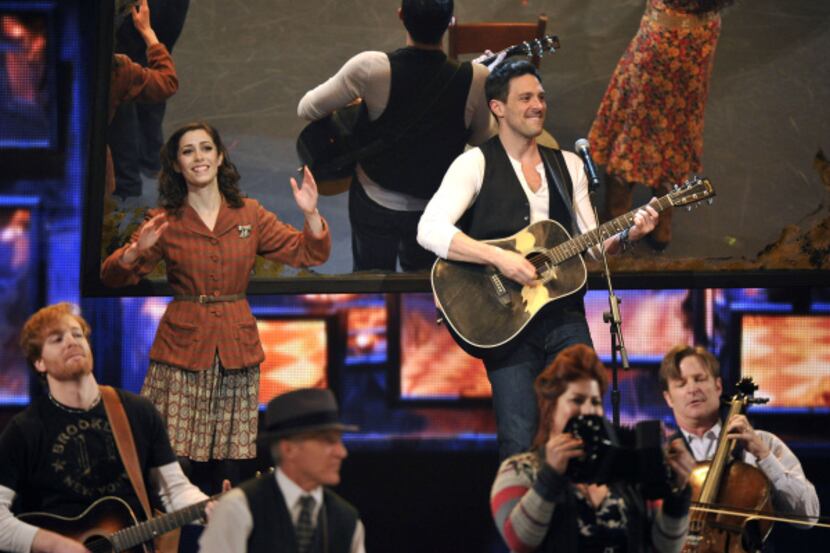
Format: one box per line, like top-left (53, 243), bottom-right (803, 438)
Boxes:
top-left (546, 195), bottom-right (673, 264)
top-left (110, 498), bottom-right (210, 551)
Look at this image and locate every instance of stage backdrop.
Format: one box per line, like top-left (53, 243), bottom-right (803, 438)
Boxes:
top-left (83, 0), bottom-right (830, 294)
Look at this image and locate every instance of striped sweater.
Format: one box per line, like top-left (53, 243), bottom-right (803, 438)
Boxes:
top-left (490, 451), bottom-right (690, 553)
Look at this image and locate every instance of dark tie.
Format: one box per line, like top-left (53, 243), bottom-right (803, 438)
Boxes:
top-left (296, 495), bottom-right (316, 553)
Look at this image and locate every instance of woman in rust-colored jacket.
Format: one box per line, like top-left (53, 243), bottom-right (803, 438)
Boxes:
top-left (101, 121), bottom-right (330, 480)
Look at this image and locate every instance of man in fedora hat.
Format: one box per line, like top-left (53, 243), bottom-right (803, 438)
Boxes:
top-left (198, 388), bottom-right (365, 553)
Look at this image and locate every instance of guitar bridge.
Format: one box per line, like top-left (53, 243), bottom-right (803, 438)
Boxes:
top-left (490, 274), bottom-right (512, 306)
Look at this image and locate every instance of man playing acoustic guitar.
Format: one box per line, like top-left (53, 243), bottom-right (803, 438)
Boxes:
top-left (417, 60), bottom-right (659, 460)
top-left (0, 303), bottom-right (211, 553)
top-left (298, 0), bottom-right (494, 272)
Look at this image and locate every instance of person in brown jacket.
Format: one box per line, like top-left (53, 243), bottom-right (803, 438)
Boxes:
top-left (107, 0), bottom-right (179, 197)
top-left (101, 121), bottom-right (331, 491)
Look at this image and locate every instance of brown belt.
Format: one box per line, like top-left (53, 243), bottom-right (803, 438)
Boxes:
top-left (173, 293), bottom-right (246, 304)
top-left (644, 7), bottom-right (720, 30)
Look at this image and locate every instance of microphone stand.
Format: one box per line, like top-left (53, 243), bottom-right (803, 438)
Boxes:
top-left (588, 179), bottom-right (630, 428)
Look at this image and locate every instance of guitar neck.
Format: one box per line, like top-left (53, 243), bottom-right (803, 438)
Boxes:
top-left (111, 498), bottom-right (210, 551)
top-left (549, 195), bottom-right (674, 262)
top-left (478, 35), bottom-right (559, 65)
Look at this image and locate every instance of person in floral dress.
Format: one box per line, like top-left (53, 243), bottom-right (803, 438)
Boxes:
top-left (588, 0), bottom-right (733, 248)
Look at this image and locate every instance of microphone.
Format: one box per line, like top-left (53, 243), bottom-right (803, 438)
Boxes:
top-left (574, 138), bottom-right (601, 192)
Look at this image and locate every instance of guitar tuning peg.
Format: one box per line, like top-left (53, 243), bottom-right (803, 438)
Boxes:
top-left (687, 205), bottom-right (693, 212)
top-left (673, 184), bottom-right (680, 191)
top-left (708, 198), bottom-right (714, 205)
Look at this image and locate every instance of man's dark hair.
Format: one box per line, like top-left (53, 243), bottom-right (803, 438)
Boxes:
top-left (400, 0), bottom-right (453, 45)
top-left (485, 59), bottom-right (542, 104)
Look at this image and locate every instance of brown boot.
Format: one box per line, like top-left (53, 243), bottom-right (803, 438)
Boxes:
top-left (647, 184), bottom-right (672, 250)
top-left (604, 175), bottom-right (633, 221)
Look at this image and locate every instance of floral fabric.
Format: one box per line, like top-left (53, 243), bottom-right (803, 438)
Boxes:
top-left (588, 0), bottom-right (722, 188)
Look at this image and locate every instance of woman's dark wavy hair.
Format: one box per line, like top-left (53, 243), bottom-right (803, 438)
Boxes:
top-left (158, 121), bottom-right (245, 214)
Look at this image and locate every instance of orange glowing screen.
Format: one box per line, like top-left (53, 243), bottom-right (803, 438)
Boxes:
top-left (400, 295), bottom-right (491, 399)
top-left (741, 315), bottom-right (830, 408)
top-left (586, 290), bottom-right (696, 359)
top-left (257, 319), bottom-right (328, 405)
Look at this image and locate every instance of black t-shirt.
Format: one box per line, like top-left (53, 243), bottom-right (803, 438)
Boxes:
top-left (0, 388), bottom-right (176, 520)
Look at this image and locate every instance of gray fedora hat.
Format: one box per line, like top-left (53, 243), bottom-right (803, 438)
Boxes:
top-left (259, 388), bottom-right (358, 442)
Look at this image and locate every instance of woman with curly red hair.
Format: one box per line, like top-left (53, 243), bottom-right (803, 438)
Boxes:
top-left (491, 344), bottom-right (695, 553)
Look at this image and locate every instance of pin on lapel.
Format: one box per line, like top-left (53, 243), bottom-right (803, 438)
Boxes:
top-left (238, 224), bottom-right (252, 238)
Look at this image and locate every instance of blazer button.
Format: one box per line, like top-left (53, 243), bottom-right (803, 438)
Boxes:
top-left (213, 290), bottom-right (221, 296)
top-left (211, 254), bottom-right (219, 262)
top-left (210, 238), bottom-right (218, 245)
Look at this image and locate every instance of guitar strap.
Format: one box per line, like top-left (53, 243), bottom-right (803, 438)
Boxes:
top-left (100, 385), bottom-right (180, 553)
top-left (540, 148), bottom-right (579, 236)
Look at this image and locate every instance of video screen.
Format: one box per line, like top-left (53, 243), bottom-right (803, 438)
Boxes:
top-left (740, 314), bottom-right (830, 411)
top-left (257, 318), bottom-right (329, 405)
top-left (398, 293), bottom-right (489, 400)
top-left (0, 6), bottom-right (53, 148)
top-left (585, 289), bottom-right (702, 363)
top-left (83, 0), bottom-right (830, 295)
top-left (398, 289), bottom-right (704, 401)
top-left (0, 202), bottom-right (38, 405)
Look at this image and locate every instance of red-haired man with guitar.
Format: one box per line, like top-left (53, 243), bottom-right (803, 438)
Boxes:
top-left (0, 303), bottom-right (213, 553)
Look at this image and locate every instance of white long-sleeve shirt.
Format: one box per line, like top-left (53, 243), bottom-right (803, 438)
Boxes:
top-left (417, 144), bottom-right (600, 259)
top-left (298, 50), bottom-right (495, 212)
top-left (0, 461), bottom-right (208, 553)
top-left (680, 423), bottom-right (821, 524)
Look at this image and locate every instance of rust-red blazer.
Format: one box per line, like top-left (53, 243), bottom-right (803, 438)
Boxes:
top-left (101, 198), bottom-right (331, 370)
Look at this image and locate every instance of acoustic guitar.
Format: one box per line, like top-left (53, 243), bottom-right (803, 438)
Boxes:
top-left (430, 176), bottom-right (715, 358)
top-left (296, 34), bottom-right (562, 196)
top-left (12, 494), bottom-right (215, 553)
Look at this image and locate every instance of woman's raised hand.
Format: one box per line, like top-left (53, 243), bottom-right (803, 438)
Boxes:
top-left (290, 165), bottom-right (319, 216)
top-left (122, 212), bottom-right (168, 265)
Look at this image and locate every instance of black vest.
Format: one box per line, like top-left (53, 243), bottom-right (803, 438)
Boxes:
top-left (460, 135), bottom-right (576, 240)
top-left (460, 136), bottom-right (586, 309)
top-left (359, 47), bottom-right (473, 199)
top-left (241, 474), bottom-right (359, 553)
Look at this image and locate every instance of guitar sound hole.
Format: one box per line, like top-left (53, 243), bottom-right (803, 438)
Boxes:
top-left (526, 251), bottom-right (553, 278)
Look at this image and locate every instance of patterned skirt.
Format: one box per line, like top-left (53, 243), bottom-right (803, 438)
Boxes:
top-left (588, 0), bottom-right (722, 188)
top-left (141, 356), bottom-right (259, 461)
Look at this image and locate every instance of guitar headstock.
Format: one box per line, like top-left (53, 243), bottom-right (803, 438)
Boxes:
top-left (509, 34), bottom-right (561, 60)
top-left (667, 176), bottom-right (715, 208)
